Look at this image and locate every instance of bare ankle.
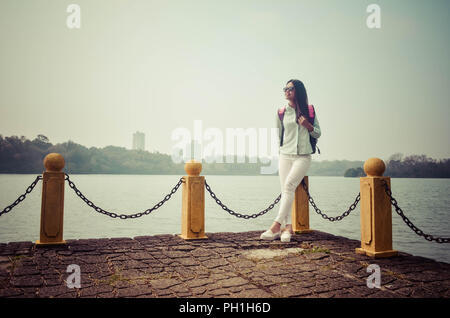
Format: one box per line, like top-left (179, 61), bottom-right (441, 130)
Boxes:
top-left (270, 222), bottom-right (281, 232)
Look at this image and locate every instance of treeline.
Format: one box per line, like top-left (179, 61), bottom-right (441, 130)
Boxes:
top-left (343, 153), bottom-right (450, 178)
top-left (384, 153), bottom-right (450, 178)
top-left (309, 160), bottom-right (364, 176)
top-left (344, 167), bottom-right (365, 177)
top-left (0, 135), bottom-right (448, 177)
top-left (0, 135), bottom-right (260, 175)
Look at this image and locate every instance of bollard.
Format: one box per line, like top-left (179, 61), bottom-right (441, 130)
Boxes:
top-left (179, 160), bottom-right (207, 240)
top-left (292, 176), bottom-right (313, 233)
top-left (355, 158), bottom-right (398, 258)
top-left (36, 153), bottom-right (66, 246)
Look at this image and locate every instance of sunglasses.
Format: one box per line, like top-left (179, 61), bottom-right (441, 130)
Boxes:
top-left (283, 86), bottom-right (294, 93)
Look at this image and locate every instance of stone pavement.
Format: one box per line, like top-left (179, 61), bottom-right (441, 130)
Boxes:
top-left (0, 230), bottom-right (449, 298)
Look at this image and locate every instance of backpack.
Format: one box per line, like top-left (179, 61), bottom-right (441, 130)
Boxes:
top-left (278, 105), bottom-right (321, 154)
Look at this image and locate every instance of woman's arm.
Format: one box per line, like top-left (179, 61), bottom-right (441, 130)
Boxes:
top-left (298, 115), bottom-right (321, 139)
top-left (276, 111), bottom-right (282, 143)
top-left (309, 115), bottom-right (321, 139)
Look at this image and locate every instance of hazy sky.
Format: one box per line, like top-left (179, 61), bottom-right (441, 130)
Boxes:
top-left (1, 0), bottom-right (449, 163)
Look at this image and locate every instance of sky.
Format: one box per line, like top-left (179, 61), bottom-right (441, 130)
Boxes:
top-left (1, 0), bottom-right (449, 163)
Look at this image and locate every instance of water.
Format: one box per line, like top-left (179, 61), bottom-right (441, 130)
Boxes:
top-left (0, 174), bottom-right (449, 264)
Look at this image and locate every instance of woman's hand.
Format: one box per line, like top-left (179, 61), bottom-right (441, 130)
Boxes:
top-left (298, 115), bottom-right (314, 132)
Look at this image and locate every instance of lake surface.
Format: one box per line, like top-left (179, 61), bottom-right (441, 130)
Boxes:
top-left (0, 174), bottom-right (449, 264)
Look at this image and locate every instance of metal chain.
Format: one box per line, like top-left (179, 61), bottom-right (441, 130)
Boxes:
top-left (380, 179), bottom-right (450, 243)
top-left (64, 173), bottom-right (184, 219)
top-left (300, 179), bottom-right (360, 221)
top-left (204, 179), bottom-right (281, 219)
top-left (0, 175), bottom-right (43, 217)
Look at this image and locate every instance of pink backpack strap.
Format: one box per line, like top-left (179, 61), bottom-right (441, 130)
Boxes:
top-left (308, 105), bottom-right (315, 119)
top-left (278, 106), bottom-right (286, 121)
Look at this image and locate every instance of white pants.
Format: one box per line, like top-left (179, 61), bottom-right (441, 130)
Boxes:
top-left (274, 153), bottom-right (312, 226)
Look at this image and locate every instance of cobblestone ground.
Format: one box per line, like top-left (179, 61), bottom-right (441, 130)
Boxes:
top-left (0, 230), bottom-right (449, 298)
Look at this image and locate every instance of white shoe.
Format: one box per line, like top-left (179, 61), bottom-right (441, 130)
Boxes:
top-left (281, 231), bottom-right (292, 242)
top-left (260, 229), bottom-right (281, 240)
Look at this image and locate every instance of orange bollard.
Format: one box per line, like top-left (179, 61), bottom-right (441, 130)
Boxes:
top-left (179, 160), bottom-right (207, 240)
top-left (356, 158), bottom-right (398, 258)
top-left (36, 153), bottom-right (66, 246)
top-left (292, 176), bottom-right (313, 233)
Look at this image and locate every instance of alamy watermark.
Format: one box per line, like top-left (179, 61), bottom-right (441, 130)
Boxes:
top-left (66, 264), bottom-right (81, 289)
top-left (66, 4), bottom-right (81, 29)
top-left (366, 264), bottom-right (381, 289)
top-left (171, 120), bottom-right (279, 175)
top-left (65, 4), bottom-right (380, 30)
top-left (366, 4), bottom-right (381, 29)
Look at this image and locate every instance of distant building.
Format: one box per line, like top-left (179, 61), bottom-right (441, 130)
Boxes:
top-left (132, 131), bottom-right (145, 151)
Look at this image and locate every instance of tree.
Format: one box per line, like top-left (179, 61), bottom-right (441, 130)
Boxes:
top-left (388, 153), bottom-right (403, 163)
top-left (31, 134), bottom-right (52, 152)
top-left (344, 167), bottom-right (365, 177)
top-left (37, 135), bottom-right (50, 143)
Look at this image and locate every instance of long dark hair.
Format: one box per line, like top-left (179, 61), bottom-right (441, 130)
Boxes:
top-left (286, 79), bottom-right (312, 125)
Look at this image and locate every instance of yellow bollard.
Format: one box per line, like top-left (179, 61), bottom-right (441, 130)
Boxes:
top-left (36, 153), bottom-right (67, 246)
top-left (355, 158), bottom-right (398, 258)
top-left (292, 176), bottom-right (313, 233)
top-left (179, 160), bottom-right (207, 240)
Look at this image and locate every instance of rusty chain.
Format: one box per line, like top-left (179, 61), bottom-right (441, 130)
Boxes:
top-left (65, 173), bottom-right (184, 219)
top-left (300, 179), bottom-right (360, 222)
top-left (205, 178), bottom-right (359, 221)
top-left (380, 179), bottom-right (450, 243)
top-left (0, 175), bottom-right (42, 217)
top-left (204, 179), bottom-right (281, 219)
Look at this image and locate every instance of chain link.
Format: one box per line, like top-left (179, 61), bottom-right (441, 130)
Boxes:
top-left (300, 179), bottom-right (360, 221)
top-left (380, 179), bottom-right (450, 243)
top-left (0, 175), bottom-right (42, 217)
top-left (65, 173), bottom-right (184, 219)
top-left (204, 179), bottom-right (281, 219)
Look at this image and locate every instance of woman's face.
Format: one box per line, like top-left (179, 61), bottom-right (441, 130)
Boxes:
top-left (284, 82), bottom-right (296, 102)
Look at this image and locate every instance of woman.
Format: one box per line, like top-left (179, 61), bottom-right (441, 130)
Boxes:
top-left (260, 79), bottom-right (321, 242)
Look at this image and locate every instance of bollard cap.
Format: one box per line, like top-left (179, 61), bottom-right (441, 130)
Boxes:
top-left (43, 153), bottom-right (65, 172)
top-left (363, 157), bottom-right (385, 177)
top-left (184, 159), bottom-right (202, 176)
